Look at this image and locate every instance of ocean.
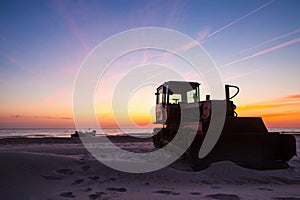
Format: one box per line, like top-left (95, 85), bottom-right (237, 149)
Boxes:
top-left (0, 127), bottom-right (299, 139)
top-left (0, 128), bottom-right (154, 138)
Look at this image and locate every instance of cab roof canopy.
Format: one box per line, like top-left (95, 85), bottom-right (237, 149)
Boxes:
top-left (157, 81), bottom-right (200, 94)
top-left (158, 81), bottom-right (199, 89)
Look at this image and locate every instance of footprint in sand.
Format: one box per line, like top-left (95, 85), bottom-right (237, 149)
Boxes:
top-left (56, 168), bottom-right (74, 175)
top-left (74, 160), bottom-right (85, 165)
top-left (153, 190), bottom-right (180, 195)
top-left (72, 178), bottom-right (84, 185)
top-left (60, 191), bottom-right (75, 198)
top-left (258, 187), bottom-right (274, 191)
top-left (88, 176), bottom-right (100, 181)
top-left (206, 193), bottom-right (240, 200)
top-left (141, 182), bottom-right (150, 186)
top-left (190, 192), bottom-right (201, 195)
top-left (40, 174), bottom-right (63, 180)
top-left (102, 177), bottom-right (116, 183)
top-left (83, 187), bottom-right (92, 192)
top-left (108, 177), bottom-right (116, 181)
top-left (88, 192), bottom-right (105, 200)
top-left (81, 165), bottom-right (91, 171)
top-left (106, 187), bottom-right (127, 192)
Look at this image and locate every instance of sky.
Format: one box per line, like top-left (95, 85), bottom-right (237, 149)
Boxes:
top-left (0, 0), bottom-right (300, 128)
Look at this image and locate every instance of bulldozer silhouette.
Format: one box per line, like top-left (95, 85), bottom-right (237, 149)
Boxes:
top-left (152, 81), bottom-right (296, 171)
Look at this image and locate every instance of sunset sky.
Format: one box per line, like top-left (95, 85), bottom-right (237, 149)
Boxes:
top-left (0, 0), bottom-right (299, 128)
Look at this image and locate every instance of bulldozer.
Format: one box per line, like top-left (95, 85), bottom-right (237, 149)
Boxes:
top-left (152, 81), bottom-right (296, 170)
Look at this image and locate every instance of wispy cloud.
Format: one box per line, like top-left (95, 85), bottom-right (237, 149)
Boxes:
top-left (179, 40), bottom-right (199, 52)
top-left (0, 73), bottom-right (7, 84)
top-left (220, 37), bottom-right (300, 68)
top-left (223, 67), bottom-right (264, 81)
top-left (241, 28), bottom-right (300, 54)
top-left (1, 54), bottom-right (51, 81)
top-left (237, 93), bottom-right (300, 112)
top-left (207, 0), bottom-right (274, 38)
top-left (223, 27), bottom-right (300, 62)
top-left (177, 1), bottom-right (273, 53)
top-left (10, 115), bottom-right (72, 120)
top-left (196, 27), bottom-right (211, 42)
top-left (52, 1), bottom-right (90, 52)
top-left (11, 115), bottom-right (22, 118)
top-left (236, 93), bottom-right (300, 127)
top-left (282, 94), bottom-right (300, 100)
top-left (3, 54), bottom-right (35, 74)
top-left (178, 27), bottom-right (212, 52)
top-left (165, 0), bottom-right (188, 28)
top-left (33, 116), bottom-right (73, 120)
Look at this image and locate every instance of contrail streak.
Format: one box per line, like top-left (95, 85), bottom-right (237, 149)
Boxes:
top-left (220, 37), bottom-right (300, 68)
top-left (241, 28), bottom-right (300, 53)
top-left (207, 0), bottom-right (274, 38)
top-left (223, 67), bottom-right (264, 81)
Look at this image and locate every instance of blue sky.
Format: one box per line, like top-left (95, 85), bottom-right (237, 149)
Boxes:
top-left (0, 0), bottom-right (300, 128)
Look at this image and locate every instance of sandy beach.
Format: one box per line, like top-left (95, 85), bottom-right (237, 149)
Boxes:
top-left (0, 136), bottom-right (300, 200)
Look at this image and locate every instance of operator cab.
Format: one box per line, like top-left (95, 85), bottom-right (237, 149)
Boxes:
top-left (155, 81), bottom-right (201, 125)
top-left (155, 81), bottom-right (239, 127)
top-left (155, 81), bottom-right (200, 105)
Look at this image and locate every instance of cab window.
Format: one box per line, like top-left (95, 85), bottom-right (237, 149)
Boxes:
top-left (157, 88), bottom-right (163, 104)
top-left (169, 94), bottom-right (182, 104)
top-left (187, 89), bottom-right (198, 103)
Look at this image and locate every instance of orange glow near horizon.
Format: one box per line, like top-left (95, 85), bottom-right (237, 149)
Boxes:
top-left (93, 83), bottom-right (157, 129)
top-left (129, 113), bottom-right (153, 127)
top-left (236, 94), bottom-right (300, 128)
top-left (1, 93), bottom-right (299, 129)
top-left (96, 111), bottom-right (156, 129)
top-left (0, 114), bottom-right (75, 128)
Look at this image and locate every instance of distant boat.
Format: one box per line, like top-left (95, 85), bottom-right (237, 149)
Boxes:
top-left (71, 129), bottom-right (96, 138)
